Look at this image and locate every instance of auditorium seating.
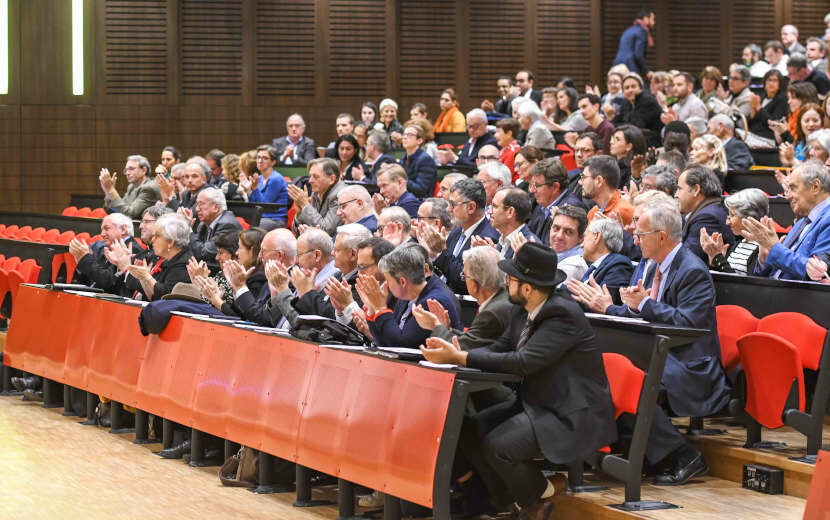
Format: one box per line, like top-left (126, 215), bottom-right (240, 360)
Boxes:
top-left (0, 256), bottom-right (42, 319)
top-left (716, 305), bottom-right (760, 373)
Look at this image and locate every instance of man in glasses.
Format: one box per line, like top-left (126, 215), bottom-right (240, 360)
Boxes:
top-left (437, 108), bottom-right (498, 169)
top-left (580, 155), bottom-right (634, 227)
top-left (527, 157), bottom-right (585, 244)
top-left (336, 184), bottom-right (377, 233)
top-left (99, 154), bottom-right (161, 219)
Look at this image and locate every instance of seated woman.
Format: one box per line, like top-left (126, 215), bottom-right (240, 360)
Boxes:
top-left (747, 69), bottom-right (789, 140)
top-left (196, 228), bottom-right (266, 316)
top-left (690, 134), bottom-right (728, 186)
top-left (549, 86), bottom-right (587, 132)
top-left (239, 144), bottom-right (289, 230)
top-left (697, 65), bottom-right (722, 111)
top-left (216, 154), bottom-right (247, 201)
top-left (779, 103), bottom-right (824, 167)
top-left (806, 129), bottom-right (830, 164)
top-left (700, 188), bottom-right (768, 276)
top-left (513, 145), bottom-right (544, 192)
top-left (433, 88), bottom-right (466, 133)
top-left (408, 117), bottom-right (440, 165)
top-left (126, 213), bottom-right (193, 300)
top-left (377, 98), bottom-right (404, 149)
top-left (187, 230), bottom-right (240, 307)
top-left (608, 72), bottom-right (663, 147)
top-left (770, 82), bottom-right (819, 152)
top-left (518, 102), bottom-right (555, 150)
top-left (335, 134), bottom-right (365, 181)
top-left (399, 123), bottom-right (438, 198)
top-left (609, 125), bottom-right (647, 189)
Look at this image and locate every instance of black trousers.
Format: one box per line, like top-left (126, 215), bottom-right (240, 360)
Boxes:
top-left (616, 405), bottom-right (686, 465)
top-left (461, 398), bottom-right (547, 508)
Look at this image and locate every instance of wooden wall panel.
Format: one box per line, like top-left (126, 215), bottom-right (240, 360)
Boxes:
top-left (0, 106), bottom-right (22, 212)
top-left (180, 0), bottom-right (243, 97)
top-left (255, 0), bottom-right (316, 99)
top-left (790, 1), bottom-right (828, 44)
top-left (666, 0), bottom-right (722, 76)
top-left (103, 0), bottom-right (168, 96)
top-left (468, 0), bottom-right (525, 100)
top-left (730, 0), bottom-right (778, 67)
top-left (536, 0), bottom-right (593, 89)
top-left (327, 0), bottom-right (386, 98)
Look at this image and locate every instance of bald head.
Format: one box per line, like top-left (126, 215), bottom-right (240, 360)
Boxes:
top-left (262, 228), bottom-right (297, 265)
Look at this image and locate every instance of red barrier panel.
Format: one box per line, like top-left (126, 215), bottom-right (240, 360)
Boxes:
top-left (4, 286), bottom-right (455, 507)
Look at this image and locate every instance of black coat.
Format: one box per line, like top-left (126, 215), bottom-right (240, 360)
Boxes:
top-left (466, 291), bottom-right (617, 464)
top-left (126, 248), bottom-right (193, 301)
top-left (612, 91), bottom-right (663, 147)
top-left (723, 138), bottom-right (755, 172)
top-left (434, 218), bottom-right (500, 294)
top-left (75, 237), bottom-right (145, 296)
top-left (455, 132), bottom-right (499, 169)
top-left (190, 210), bottom-right (244, 271)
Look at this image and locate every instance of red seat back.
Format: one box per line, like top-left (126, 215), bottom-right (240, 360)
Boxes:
top-left (737, 332), bottom-right (805, 429)
top-left (28, 227), bottom-right (47, 242)
top-left (2, 225), bottom-right (19, 238)
top-left (17, 259), bottom-right (41, 284)
top-left (286, 204), bottom-right (296, 232)
top-left (13, 225), bottom-right (32, 239)
top-left (556, 145), bottom-right (577, 171)
top-left (758, 312), bottom-right (827, 371)
top-left (90, 208), bottom-right (108, 218)
top-left (76, 207), bottom-right (93, 217)
top-left (62, 206), bottom-right (79, 216)
top-left (2, 257), bottom-right (22, 272)
top-left (41, 229), bottom-right (61, 243)
top-left (56, 230), bottom-right (76, 245)
top-left (716, 305), bottom-right (760, 372)
top-left (235, 216), bottom-right (250, 230)
top-left (602, 353), bottom-right (645, 419)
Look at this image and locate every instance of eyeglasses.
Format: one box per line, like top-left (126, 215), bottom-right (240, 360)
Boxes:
top-left (529, 181), bottom-right (553, 189)
top-left (579, 173), bottom-right (595, 180)
top-left (255, 156), bottom-right (271, 162)
top-left (633, 229), bottom-right (662, 239)
top-left (466, 122), bottom-right (484, 129)
top-left (296, 249), bottom-right (316, 258)
top-left (476, 155), bottom-right (500, 163)
top-left (357, 261), bottom-right (377, 271)
top-left (124, 166), bottom-right (139, 173)
top-left (140, 218), bottom-right (156, 225)
top-left (337, 198), bottom-right (358, 210)
top-left (447, 199), bottom-right (471, 209)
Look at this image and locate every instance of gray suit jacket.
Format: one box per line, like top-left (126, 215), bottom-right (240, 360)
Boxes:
top-left (107, 177), bottom-right (161, 219)
top-left (292, 181), bottom-right (346, 236)
top-left (432, 288), bottom-right (514, 351)
top-left (271, 136), bottom-right (318, 166)
top-left (525, 123), bottom-right (555, 150)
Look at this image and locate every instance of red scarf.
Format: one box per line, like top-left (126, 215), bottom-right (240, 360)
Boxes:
top-left (634, 20), bottom-right (654, 47)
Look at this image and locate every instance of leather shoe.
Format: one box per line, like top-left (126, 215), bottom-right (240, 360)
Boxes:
top-left (653, 453), bottom-right (708, 486)
top-left (11, 376), bottom-right (39, 392)
top-left (158, 440), bottom-right (191, 459)
top-left (22, 389), bottom-right (43, 402)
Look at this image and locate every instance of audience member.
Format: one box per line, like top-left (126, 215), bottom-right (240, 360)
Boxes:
top-left (336, 184), bottom-right (377, 233)
top-left (377, 98), bottom-right (404, 148)
top-left (608, 72), bottom-right (663, 146)
top-left (239, 145), bottom-right (290, 229)
top-left (577, 93), bottom-right (615, 153)
top-left (487, 187), bottom-right (538, 259)
top-left (581, 155), bottom-right (635, 227)
top-left (640, 165), bottom-right (679, 196)
top-left (661, 72), bottom-right (708, 124)
top-left (477, 160), bottom-right (512, 210)
top-left (549, 87), bottom-right (588, 132)
top-left (414, 197), bottom-right (452, 238)
top-left (512, 146), bottom-right (544, 192)
top-left (434, 88), bottom-right (466, 133)
top-left (216, 154), bottom-right (246, 201)
top-left (156, 145), bottom-right (182, 177)
top-left (518, 101), bottom-right (555, 150)
top-left (481, 75), bottom-right (516, 115)
top-left (787, 52), bottom-right (830, 97)
top-left (527, 157), bottom-right (585, 243)
top-left (161, 158), bottom-right (209, 212)
top-left (195, 228), bottom-right (266, 313)
top-left (700, 188), bottom-right (768, 275)
top-left (437, 173), bottom-right (467, 200)
top-left (361, 129), bottom-right (396, 183)
top-left (743, 43), bottom-right (771, 78)
top-left (494, 118), bottom-right (521, 178)
top-left (514, 69), bottom-right (542, 106)
top-left (747, 69), bottom-right (790, 140)
top-left (289, 157), bottom-right (345, 236)
top-left (361, 101), bottom-right (379, 127)
top-left (609, 125), bottom-right (648, 188)
top-left (656, 149), bottom-right (687, 176)
top-left (566, 217), bottom-right (634, 302)
top-left (547, 204), bottom-right (590, 281)
top-left (335, 134), bottom-right (365, 181)
top-left (707, 114), bottom-right (755, 171)
top-left (325, 113), bottom-right (356, 156)
top-left (99, 155), bottom-right (161, 218)
top-left (70, 213), bottom-right (140, 296)
top-left (782, 24), bottom-right (807, 55)
top-left (373, 164), bottom-right (420, 218)
top-left (675, 164), bottom-right (734, 261)
top-left (764, 40), bottom-right (790, 75)
top-left (126, 213), bottom-right (194, 301)
top-left (437, 109), bottom-right (498, 168)
top-left (400, 123), bottom-right (438, 198)
top-left (806, 37), bottom-right (828, 72)
top-left (205, 149), bottom-right (226, 186)
top-left (188, 187), bottom-right (243, 269)
top-left (272, 113), bottom-right (317, 165)
top-left (690, 134), bottom-right (729, 183)
top-left (377, 207), bottom-right (413, 247)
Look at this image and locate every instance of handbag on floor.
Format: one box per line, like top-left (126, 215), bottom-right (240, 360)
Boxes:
top-left (219, 446), bottom-right (258, 488)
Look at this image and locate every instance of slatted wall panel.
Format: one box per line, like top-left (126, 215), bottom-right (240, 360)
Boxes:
top-left (328, 0), bottom-right (386, 98)
top-left (399, 1), bottom-right (458, 100)
top-left (601, 0), bottom-right (657, 75)
top-left (255, 0), bottom-right (316, 98)
top-left (537, 0), bottom-right (593, 88)
top-left (180, 0), bottom-right (243, 96)
top-left (666, 0), bottom-right (722, 75)
top-left (104, 0), bottom-right (168, 95)
top-left (468, 0), bottom-right (525, 99)
top-left (730, 0), bottom-right (778, 65)
top-left (791, 1), bottom-right (829, 43)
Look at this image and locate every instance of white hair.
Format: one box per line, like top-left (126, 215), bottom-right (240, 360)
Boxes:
top-left (480, 161), bottom-right (512, 188)
top-left (105, 213), bottom-right (134, 237)
top-left (709, 113), bottom-right (734, 131)
top-left (340, 184), bottom-right (372, 204)
top-left (336, 223), bottom-right (372, 250)
top-left (466, 108), bottom-right (487, 125)
top-left (517, 101), bottom-right (543, 122)
top-left (199, 187), bottom-right (227, 210)
top-left (156, 213), bottom-right (192, 248)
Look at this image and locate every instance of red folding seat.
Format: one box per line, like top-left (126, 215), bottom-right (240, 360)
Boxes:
top-left (235, 216), bottom-right (250, 230)
top-left (2, 257), bottom-right (22, 272)
top-left (40, 229), bottom-right (61, 243)
top-left (716, 305), bottom-right (759, 372)
top-left (90, 208), bottom-right (108, 218)
top-left (12, 225), bottom-right (32, 240)
top-left (17, 259), bottom-right (41, 284)
top-left (603, 353), bottom-right (645, 419)
top-left (75, 232), bottom-right (91, 243)
top-left (76, 207), bottom-right (93, 217)
top-left (0, 224), bottom-right (5, 235)
top-left (758, 313), bottom-right (826, 376)
top-left (28, 227), bottom-right (47, 242)
top-left (2, 225), bottom-right (19, 238)
top-left (55, 230), bottom-right (75, 244)
top-left (62, 206), bottom-right (79, 216)
top-left (286, 204), bottom-right (296, 232)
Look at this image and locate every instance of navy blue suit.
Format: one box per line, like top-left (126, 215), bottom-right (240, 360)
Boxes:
top-left (682, 200), bottom-right (735, 263)
top-left (499, 225), bottom-right (540, 260)
top-left (527, 192), bottom-right (586, 246)
top-left (435, 218), bottom-right (500, 294)
top-left (392, 191), bottom-right (420, 218)
top-left (607, 246), bottom-right (731, 418)
top-left (723, 138), bottom-right (755, 172)
top-left (613, 24), bottom-right (649, 75)
top-left (356, 213), bottom-right (378, 234)
top-left (370, 153), bottom-right (397, 182)
top-left (583, 253), bottom-right (634, 288)
top-left (400, 148), bottom-right (438, 199)
top-left (368, 275), bottom-right (462, 348)
top-left (455, 132), bottom-right (499, 169)
top-left (759, 203), bottom-right (830, 279)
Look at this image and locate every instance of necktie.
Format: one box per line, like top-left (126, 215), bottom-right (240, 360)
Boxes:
top-left (650, 266), bottom-right (662, 302)
top-left (399, 301), bottom-right (414, 329)
top-left (517, 318), bottom-right (533, 350)
top-left (452, 233), bottom-right (467, 257)
top-left (581, 264), bottom-right (597, 283)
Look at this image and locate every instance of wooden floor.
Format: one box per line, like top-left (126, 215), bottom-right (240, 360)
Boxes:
top-left (0, 396), bottom-right (338, 520)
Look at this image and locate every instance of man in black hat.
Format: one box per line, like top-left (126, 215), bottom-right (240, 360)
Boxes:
top-left (421, 242), bottom-right (617, 520)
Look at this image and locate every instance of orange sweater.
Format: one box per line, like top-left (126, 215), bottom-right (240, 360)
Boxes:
top-left (587, 190), bottom-right (634, 227)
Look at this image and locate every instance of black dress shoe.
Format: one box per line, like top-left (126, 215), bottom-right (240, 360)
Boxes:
top-left (309, 472), bottom-right (337, 486)
top-left (22, 389), bottom-right (43, 401)
top-left (158, 440), bottom-right (191, 459)
top-left (11, 376), bottom-right (39, 392)
top-left (653, 453), bottom-right (708, 486)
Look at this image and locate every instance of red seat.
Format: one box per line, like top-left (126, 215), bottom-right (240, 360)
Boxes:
top-left (62, 206), bottom-right (79, 216)
top-left (76, 207), bottom-right (93, 217)
top-left (17, 259), bottom-right (41, 284)
top-left (2, 257), bottom-right (22, 272)
top-left (12, 225), bottom-right (32, 240)
top-left (1, 225), bottom-right (19, 238)
top-left (758, 312), bottom-right (827, 372)
top-left (28, 227), bottom-right (47, 242)
top-left (40, 229), bottom-right (61, 243)
top-left (90, 208), bottom-right (107, 218)
top-left (602, 353), bottom-right (645, 419)
top-left (736, 332), bottom-right (805, 429)
top-left (556, 145), bottom-right (577, 171)
top-left (5, 270), bottom-right (26, 318)
top-left (75, 232), bottom-right (91, 243)
top-left (286, 204), bottom-right (296, 232)
top-left (236, 216), bottom-right (250, 230)
top-left (716, 305), bottom-right (759, 372)
top-left (90, 234), bottom-right (103, 243)
top-left (55, 230), bottom-right (75, 245)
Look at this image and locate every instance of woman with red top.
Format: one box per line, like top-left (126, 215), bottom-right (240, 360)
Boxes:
top-left (495, 118), bottom-right (522, 182)
top-left (125, 213), bottom-right (193, 300)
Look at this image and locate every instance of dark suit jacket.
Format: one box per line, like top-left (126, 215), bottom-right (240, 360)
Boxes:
top-left (219, 268), bottom-right (267, 319)
top-left (271, 136), bottom-right (318, 166)
top-left (748, 94), bottom-right (788, 139)
top-left (455, 132), bottom-right (499, 169)
top-left (612, 91), bottom-right (663, 147)
top-left (370, 154), bottom-right (397, 182)
top-left (190, 210), bottom-right (244, 270)
top-left (392, 191), bottom-right (420, 218)
top-left (368, 275), bottom-right (462, 348)
top-left (499, 225), bottom-right (540, 260)
top-left (401, 148), bottom-right (438, 199)
top-left (587, 253), bottom-right (635, 289)
top-left (527, 192), bottom-right (586, 246)
top-left (494, 96), bottom-right (516, 115)
top-left (231, 272), bottom-right (283, 326)
top-left (75, 238), bottom-right (144, 296)
top-left (166, 185), bottom-right (206, 212)
top-left (607, 246), bottom-right (731, 417)
top-left (613, 24), bottom-right (649, 76)
top-left (432, 288), bottom-right (514, 351)
top-left (435, 217), bottom-right (500, 294)
top-left (682, 199), bottom-right (735, 262)
top-left (126, 248), bottom-right (193, 301)
top-left (723, 137), bottom-right (755, 172)
top-left (356, 213), bottom-right (378, 234)
top-left (467, 291), bottom-right (617, 463)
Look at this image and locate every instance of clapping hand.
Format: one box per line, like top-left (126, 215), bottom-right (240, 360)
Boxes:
top-left (509, 232), bottom-right (536, 256)
top-left (186, 257), bottom-right (210, 283)
top-left (372, 192), bottom-right (388, 214)
top-left (620, 279), bottom-right (651, 310)
top-left (414, 221), bottom-right (447, 256)
top-left (289, 265), bottom-right (317, 297)
top-left (420, 336), bottom-right (466, 365)
top-left (324, 277), bottom-right (354, 312)
top-left (155, 173), bottom-right (175, 201)
top-left (779, 142), bottom-right (796, 166)
top-left (660, 107), bottom-right (677, 125)
top-left (699, 227), bottom-right (727, 263)
top-left (223, 259), bottom-right (255, 292)
top-left (127, 258), bottom-right (152, 282)
top-left (193, 274), bottom-right (223, 308)
top-left (355, 273), bottom-right (387, 314)
top-left (177, 207), bottom-right (195, 227)
top-left (741, 216), bottom-right (779, 252)
top-left (565, 276), bottom-right (614, 313)
top-left (470, 235), bottom-right (496, 249)
top-left (68, 237), bottom-right (91, 262)
top-left (287, 183), bottom-right (310, 210)
top-left (264, 259), bottom-right (290, 295)
top-left (351, 163), bottom-right (366, 182)
top-left (99, 168), bottom-right (116, 194)
top-left (104, 239), bottom-right (133, 273)
top-left (806, 256), bottom-right (830, 283)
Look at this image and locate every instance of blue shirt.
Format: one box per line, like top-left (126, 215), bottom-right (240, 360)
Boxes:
top-left (249, 172), bottom-right (289, 221)
top-left (557, 244), bottom-right (583, 261)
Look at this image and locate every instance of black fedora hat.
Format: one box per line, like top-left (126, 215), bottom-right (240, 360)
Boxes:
top-left (498, 241), bottom-right (566, 287)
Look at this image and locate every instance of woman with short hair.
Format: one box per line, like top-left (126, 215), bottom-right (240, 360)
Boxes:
top-left (700, 188), bottom-right (769, 275)
top-left (126, 213), bottom-right (193, 300)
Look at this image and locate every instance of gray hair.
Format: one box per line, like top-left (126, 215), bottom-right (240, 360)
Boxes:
top-left (643, 203), bottom-right (682, 243)
top-left (378, 243), bottom-right (427, 284)
top-left (796, 159), bottom-right (830, 193)
top-left (634, 189), bottom-right (678, 209)
top-left (642, 165), bottom-right (678, 196)
top-left (442, 172), bottom-right (467, 189)
top-left (287, 113), bottom-right (306, 126)
top-left (466, 108), bottom-right (487, 125)
top-left (709, 113), bottom-right (734, 131)
top-left (301, 228), bottom-right (333, 258)
top-left (142, 206), bottom-right (172, 220)
top-left (461, 246), bottom-right (504, 291)
top-left (156, 213), bottom-right (192, 248)
top-left (336, 223), bottom-right (372, 250)
top-left (127, 154), bottom-right (151, 176)
top-left (422, 198), bottom-right (452, 229)
top-left (268, 228), bottom-right (298, 261)
top-left (199, 186), bottom-right (227, 211)
top-left (732, 64), bottom-right (751, 82)
top-left (480, 161), bottom-right (512, 188)
top-left (340, 184), bottom-right (372, 204)
top-left (185, 156), bottom-right (210, 179)
top-left (724, 188), bottom-right (769, 220)
top-left (511, 97), bottom-right (529, 112)
top-left (380, 206), bottom-right (411, 234)
top-left (744, 43), bottom-right (762, 59)
top-left (170, 163), bottom-right (185, 176)
top-left (682, 164), bottom-right (723, 198)
top-left (367, 129), bottom-right (391, 154)
top-left (685, 116), bottom-right (707, 136)
top-left (105, 212), bottom-right (134, 237)
top-left (807, 128), bottom-right (830, 156)
top-left (587, 218), bottom-right (623, 253)
top-left (308, 157), bottom-right (339, 178)
top-left (517, 101), bottom-right (543, 122)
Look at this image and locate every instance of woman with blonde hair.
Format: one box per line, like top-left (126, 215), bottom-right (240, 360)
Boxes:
top-left (690, 134), bottom-right (728, 183)
top-left (434, 88), bottom-right (466, 133)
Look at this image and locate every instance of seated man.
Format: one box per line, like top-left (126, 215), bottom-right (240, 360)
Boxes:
top-left (571, 198), bottom-right (730, 486)
top-left (328, 236), bottom-right (395, 327)
top-left (437, 109), bottom-right (498, 168)
top-left (415, 197), bottom-right (452, 236)
top-left (190, 187), bottom-right (243, 271)
top-left (489, 187), bottom-right (538, 259)
top-left (640, 165), bottom-right (678, 196)
top-left (377, 207), bottom-right (414, 246)
top-left (565, 218), bottom-right (634, 305)
top-left (549, 204), bottom-right (590, 281)
top-left (336, 184), bottom-right (377, 233)
top-left (421, 241), bottom-right (616, 518)
top-left (289, 157), bottom-right (346, 236)
top-left (707, 114), bottom-right (754, 172)
top-left (414, 245), bottom-right (513, 351)
top-left (363, 130), bottom-right (396, 182)
top-left (272, 113), bottom-right (317, 166)
top-left (373, 163), bottom-right (420, 218)
top-left (420, 178), bottom-right (499, 294)
top-left (437, 172), bottom-right (467, 201)
top-left (99, 154), bottom-right (161, 218)
top-left (477, 159), bottom-right (512, 211)
top-left (675, 164), bottom-right (734, 262)
top-left (746, 160), bottom-right (830, 280)
top-left (162, 158), bottom-right (209, 212)
top-left (325, 113), bottom-right (356, 157)
top-left (527, 157), bottom-right (585, 243)
top-left (268, 228), bottom-right (341, 328)
top-left (364, 243), bottom-right (462, 348)
top-left (655, 149), bottom-right (688, 176)
top-left (69, 213), bottom-right (142, 296)
top-left (787, 52), bottom-right (830, 97)
top-left (580, 155), bottom-right (634, 227)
